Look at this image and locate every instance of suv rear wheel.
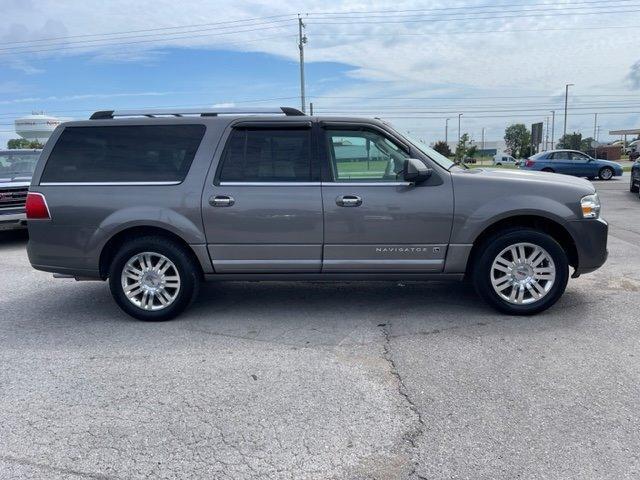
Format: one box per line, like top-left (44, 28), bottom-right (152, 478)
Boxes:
top-left (108, 236), bottom-right (200, 321)
top-left (472, 229), bottom-right (569, 315)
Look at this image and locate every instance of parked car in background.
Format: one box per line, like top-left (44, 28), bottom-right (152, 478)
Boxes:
top-left (26, 107), bottom-right (608, 321)
top-left (630, 158), bottom-right (640, 193)
top-left (493, 154), bottom-right (519, 166)
top-left (0, 149), bottom-right (41, 230)
top-left (521, 149), bottom-right (623, 180)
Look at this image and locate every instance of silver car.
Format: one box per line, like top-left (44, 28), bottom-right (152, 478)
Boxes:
top-left (26, 107), bottom-right (608, 320)
top-left (0, 149), bottom-right (41, 230)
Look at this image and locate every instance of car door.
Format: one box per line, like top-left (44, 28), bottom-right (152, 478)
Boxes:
top-left (320, 123), bottom-right (454, 272)
top-left (549, 151), bottom-right (571, 173)
top-left (569, 151), bottom-right (593, 177)
top-left (201, 121), bottom-right (323, 273)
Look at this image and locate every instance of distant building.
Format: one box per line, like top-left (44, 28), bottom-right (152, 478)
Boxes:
top-left (14, 113), bottom-right (64, 142)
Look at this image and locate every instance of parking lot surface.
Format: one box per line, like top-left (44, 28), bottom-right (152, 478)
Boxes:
top-left (1, 177), bottom-right (639, 479)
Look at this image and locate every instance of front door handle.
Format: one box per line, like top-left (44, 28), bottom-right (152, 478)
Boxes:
top-left (336, 195), bottom-right (362, 207)
top-left (209, 195), bottom-right (235, 207)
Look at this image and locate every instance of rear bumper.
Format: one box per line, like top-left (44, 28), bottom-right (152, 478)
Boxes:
top-left (567, 218), bottom-right (608, 275)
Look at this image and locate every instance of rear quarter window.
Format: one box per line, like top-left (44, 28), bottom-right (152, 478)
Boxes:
top-left (40, 124), bottom-right (205, 183)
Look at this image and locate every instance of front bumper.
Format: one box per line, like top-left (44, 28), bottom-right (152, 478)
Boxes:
top-left (0, 209), bottom-right (27, 230)
top-left (567, 217), bottom-right (608, 275)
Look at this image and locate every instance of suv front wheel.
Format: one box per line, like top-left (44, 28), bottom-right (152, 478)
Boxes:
top-left (472, 229), bottom-right (569, 315)
top-left (108, 236), bottom-right (200, 321)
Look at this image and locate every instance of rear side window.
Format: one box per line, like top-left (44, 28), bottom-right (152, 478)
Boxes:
top-left (41, 125), bottom-right (205, 183)
top-left (218, 128), bottom-right (312, 182)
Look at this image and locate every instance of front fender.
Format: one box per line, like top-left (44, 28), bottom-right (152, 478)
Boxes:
top-left (451, 194), bottom-right (578, 245)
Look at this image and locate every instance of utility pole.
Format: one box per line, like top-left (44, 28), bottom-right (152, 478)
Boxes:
top-left (544, 116), bottom-right (549, 151)
top-left (481, 127), bottom-right (485, 152)
top-left (593, 113), bottom-right (598, 140)
top-left (563, 83), bottom-right (574, 140)
top-left (445, 118), bottom-right (451, 146)
top-left (298, 15), bottom-right (307, 114)
top-left (458, 113), bottom-right (463, 144)
top-left (550, 110), bottom-right (555, 149)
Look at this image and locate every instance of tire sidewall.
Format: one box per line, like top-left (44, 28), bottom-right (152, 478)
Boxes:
top-left (473, 229), bottom-right (569, 315)
top-left (108, 237), bottom-right (199, 321)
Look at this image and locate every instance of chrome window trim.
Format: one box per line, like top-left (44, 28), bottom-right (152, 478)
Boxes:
top-left (217, 181), bottom-right (411, 187)
top-left (219, 182), bottom-right (321, 186)
top-left (322, 182), bottom-right (411, 187)
top-left (40, 181), bottom-right (181, 186)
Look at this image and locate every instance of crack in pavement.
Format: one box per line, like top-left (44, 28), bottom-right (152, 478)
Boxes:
top-left (380, 323), bottom-right (426, 479)
top-left (0, 454), bottom-right (117, 479)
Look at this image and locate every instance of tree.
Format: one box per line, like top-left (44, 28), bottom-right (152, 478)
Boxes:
top-left (7, 138), bottom-right (44, 149)
top-left (455, 133), bottom-right (470, 161)
top-left (504, 124), bottom-right (531, 158)
top-left (467, 145), bottom-right (478, 158)
top-left (557, 132), bottom-right (582, 150)
top-left (580, 136), bottom-right (595, 152)
top-left (432, 140), bottom-right (452, 157)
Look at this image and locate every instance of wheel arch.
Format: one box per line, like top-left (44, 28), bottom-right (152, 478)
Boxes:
top-left (99, 225), bottom-right (206, 280)
top-left (466, 215), bottom-right (579, 273)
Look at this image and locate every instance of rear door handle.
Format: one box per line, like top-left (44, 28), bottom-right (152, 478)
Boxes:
top-left (336, 195), bottom-right (362, 207)
top-left (209, 195), bottom-right (235, 207)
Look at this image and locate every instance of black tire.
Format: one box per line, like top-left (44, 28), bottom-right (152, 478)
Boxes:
top-left (541, 167), bottom-right (555, 173)
top-left (472, 228), bottom-right (569, 315)
top-left (599, 167), bottom-right (614, 181)
top-left (108, 236), bottom-right (201, 321)
top-left (631, 180), bottom-right (639, 193)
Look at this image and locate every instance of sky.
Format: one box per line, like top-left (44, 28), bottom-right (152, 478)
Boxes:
top-left (1, 0), bottom-right (639, 149)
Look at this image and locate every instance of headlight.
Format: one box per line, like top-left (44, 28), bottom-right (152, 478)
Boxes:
top-left (581, 193), bottom-right (601, 219)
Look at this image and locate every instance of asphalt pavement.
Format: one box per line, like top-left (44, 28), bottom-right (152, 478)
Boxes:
top-left (0, 176), bottom-right (639, 479)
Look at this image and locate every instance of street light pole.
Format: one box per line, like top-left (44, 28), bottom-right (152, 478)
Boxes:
top-left (563, 83), bottom-right (574, 140)
top-left (593, 113), bottom-right (598, 140)
top-left (458, 113), bottom-right (463, 144)
top-left (445, 118), bottom-right (451, 145)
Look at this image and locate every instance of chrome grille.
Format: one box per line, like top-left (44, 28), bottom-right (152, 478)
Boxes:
top-left (0, 187), bottom-right (28, 209)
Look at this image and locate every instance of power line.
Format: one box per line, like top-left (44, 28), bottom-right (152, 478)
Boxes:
top-left (307, 7), bottom-right (640, 25)
top-left (305, 0), bottom-right (637, 16)
top-left (0, 14), bottom-right (298, 46)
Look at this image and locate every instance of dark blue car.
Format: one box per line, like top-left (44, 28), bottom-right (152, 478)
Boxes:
top-left (630, 158), bottom-right (640, 193)
top-left (521, 149), bottom-right (623, 180)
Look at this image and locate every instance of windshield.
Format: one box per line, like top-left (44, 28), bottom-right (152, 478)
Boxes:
top-left (389, 128), bottom-right (456, 170)
top-left (0, 151), bottom-right (41, 177)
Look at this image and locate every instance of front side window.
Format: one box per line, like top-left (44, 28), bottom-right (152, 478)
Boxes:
top-left (569, 151), bottom-right (589, 161)
top-left (41, 125), bottom-right (205, 183)
top-left (218, 128), bottom-right (312, 182)
top-left (325, 129), bottom-right (410, 182)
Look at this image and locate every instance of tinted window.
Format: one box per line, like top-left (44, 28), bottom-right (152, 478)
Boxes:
top-left (326, 129), bottom-right (409, 182)
top-left (551, 152), bottom-right (570, 160)
top-left (41, 125), bottom-right (205, 183)
top-left (218, 128), bottom-right (312, 182)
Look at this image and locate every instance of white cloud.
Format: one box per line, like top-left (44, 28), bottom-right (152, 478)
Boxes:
top-left (0, 0), bottom-right (638, 141)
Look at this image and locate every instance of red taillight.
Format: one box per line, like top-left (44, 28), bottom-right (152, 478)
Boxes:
top-left (524, 159), bottom-right (535, 167)
top-left (25, 192), bottom-right (51, 220)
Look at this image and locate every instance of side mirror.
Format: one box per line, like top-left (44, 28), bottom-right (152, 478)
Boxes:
top-left (403, 158), bottom-right (432, 184)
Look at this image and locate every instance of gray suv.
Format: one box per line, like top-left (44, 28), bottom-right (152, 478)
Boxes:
top-left (26, 107), bottom-right (608, 321)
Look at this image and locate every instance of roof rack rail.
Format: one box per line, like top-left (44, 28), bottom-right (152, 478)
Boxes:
top-left (90, 106), bottom-right (305, 120)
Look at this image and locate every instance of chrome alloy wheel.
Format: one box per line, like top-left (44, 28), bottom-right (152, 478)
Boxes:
top-left (490, 242), bottom-right (556, 305)
top-left (600, 168), bottom-right (613, 180)
top-left (121, 252), bottom-right (181, 311)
